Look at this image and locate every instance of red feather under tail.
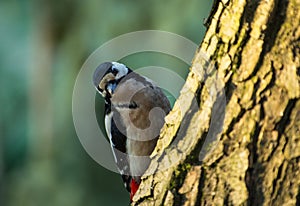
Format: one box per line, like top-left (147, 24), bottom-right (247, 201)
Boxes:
top-left (130, 179), bottom-right (139, 202)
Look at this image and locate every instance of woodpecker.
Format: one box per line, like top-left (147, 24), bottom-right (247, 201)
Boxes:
top-left (93, 62), bottom-right (171, 202)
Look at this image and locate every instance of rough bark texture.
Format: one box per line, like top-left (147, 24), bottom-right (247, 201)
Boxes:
top-left (132, 0), bottom-right (300, 205)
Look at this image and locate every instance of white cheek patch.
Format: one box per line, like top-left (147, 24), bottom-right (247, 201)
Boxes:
top-left (112, 62), bottom-right (128, 80)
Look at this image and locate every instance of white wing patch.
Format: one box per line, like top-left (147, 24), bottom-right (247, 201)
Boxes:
top-left (104, 112), bottom-right (118, 163)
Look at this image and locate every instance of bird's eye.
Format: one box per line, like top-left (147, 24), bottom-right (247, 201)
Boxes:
top-left (111, 68), bottom-right (118, 76)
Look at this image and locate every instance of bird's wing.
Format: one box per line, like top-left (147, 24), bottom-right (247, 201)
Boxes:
top-left (105, 108), bottom-right (131, 191)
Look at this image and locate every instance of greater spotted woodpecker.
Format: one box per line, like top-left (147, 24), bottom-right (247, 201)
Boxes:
top-left (93, 62), bottom-right (171, 202)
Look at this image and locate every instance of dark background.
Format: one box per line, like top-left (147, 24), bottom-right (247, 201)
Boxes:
top-left (0, 1), bottom-right (212, 205)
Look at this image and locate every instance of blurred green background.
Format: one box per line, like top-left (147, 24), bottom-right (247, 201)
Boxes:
top-left (0, 0), bottom-right (212, 205)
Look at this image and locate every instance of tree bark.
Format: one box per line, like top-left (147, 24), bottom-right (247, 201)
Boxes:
top-left (132, 0), bottom-right (300, 205)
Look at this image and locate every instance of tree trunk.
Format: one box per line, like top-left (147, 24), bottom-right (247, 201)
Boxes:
top-left (132, 0), bottom-right (300, 205)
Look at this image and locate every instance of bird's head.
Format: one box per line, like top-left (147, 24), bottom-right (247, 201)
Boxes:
top-left (93, 62), bottom-right (131, 99)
